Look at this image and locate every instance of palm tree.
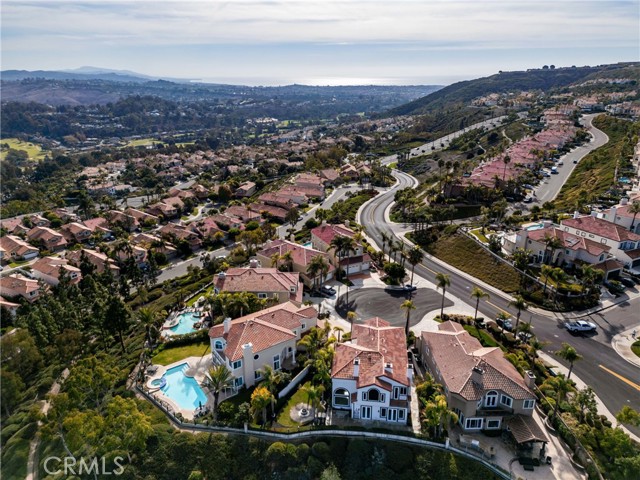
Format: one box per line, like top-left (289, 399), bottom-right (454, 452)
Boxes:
top-left (203, 365), bottom-right (234, 420)
top-left (397, 240), bottom-right (407, 267)
top-left (502, 155), bottom-right (511, 181)
top-left (543, 234), bottom-right (562, 265)
top-left (435, 272), bottom-right (450, 320)
top-left (137, 307), bottom-right (160, 346)
top-left (580, 264), bottom-right (603, 296)
top-left (628, 201), bottom-right (640, 232)
top-left (527, 337), bottom-right (547, 369)
top-left (380, 231), bottom-right (391, 259)
top-left (270, 252), bottom-right (281, 269)
top-left (281, 251), bottom-right (294, 272)
top-left (250, 386), bottom-right (273, 426)
top-left (401, 300), bottom-right (416, 340)
top-left (307, 255), bottom-right (330, 291)
top-left (470, 287), bottom-right (489, 325)
top-left (423, 394), bottom-right (458, 439)
top-left (332, 325), bottom-right (344, 343)
top-left (542, 374), bottom-right (576, 420)
top-left (550, 267), bottom-right (568, 305)
top-left (509, 294), bottom-right (528, 334)
top-left (297, 325), bottom-right (333, 365)
top-left (300, 384), bottom-right (325, 416)
top-left (259, 365), bottom-right (290, 413)
top-left (407, 246), bottom-right (424, 287)
top-left (555, 343), bottom-right (582, 380)
top-left (541, 264), bottom-right (554, 295)
top-left (347, 311), bottom-right (357, 335)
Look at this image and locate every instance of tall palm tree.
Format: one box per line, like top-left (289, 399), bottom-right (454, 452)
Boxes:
top-left (407, 246), bottom-right (424, 287)
top-left (502, 155), bottom-right (511, 181)
top-left (347, 311), bottom-right (357, 335)
top-left (555, 343), bottom-right (582, 380)
top-left (579, 264), bottom-right (603, 296)
top-left (300, 384), bottom-right (325, 414)
top-left (250, 386), bottom-right (273, 426)
top-left (527, 337), bottom-right (547, 369)
top-left (423, 394), bottom-right (458, 439)
top-left (543, 374), bottom-right (576, 420)
top-left (470, 287), bottom-right (489, 324)
top-left (307, 255), bottom-right (330, 291)
top-left (435, 272), bottom-right (450, 320)
top-left (401, 300), bottom-right (416, 340)
top-left (270, 252), bottom-right (281, 269)
top-left (137, 307), bottom-right (160, 346)
top-left (509, 294), bottom-right (528, 333)
top-left (380, 231), bottom-right (391, 259)
top-left (543, 234), bottom-right (563, 265)
top-left (332, 325), bottom-right (344, 343)
top-left (259, 365), bottom-right (290, 413)
top-left (550, 267), bottom-right (567, 305)
top-left (203, 365), bottom-right (234, 420)
top-left (396, 240), bottom-right (407, 267)
top-left (541, 264), bottom-right (554, 295)
top-left (628, 201), bottom-right (640, 232)
top-left (281, 251), bottom-right (294, 272)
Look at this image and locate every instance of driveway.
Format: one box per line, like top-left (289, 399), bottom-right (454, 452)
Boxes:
top-left (334, 287), bottom-right (453, 327)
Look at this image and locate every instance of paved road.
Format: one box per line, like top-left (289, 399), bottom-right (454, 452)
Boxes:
top-left (155, 246), bottom-right (229, 284)
top-left (335, 287), bottom-right (452, 327)
top-left (527, 113), bottom-right (609, 206)
top-left (358, 162), bottom-right (640, 437)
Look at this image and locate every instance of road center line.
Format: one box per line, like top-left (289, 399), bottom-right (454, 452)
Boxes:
top-left (598, 365), bottom-right (640, 392)
top-left (486, 301), bottom-right (510, 316)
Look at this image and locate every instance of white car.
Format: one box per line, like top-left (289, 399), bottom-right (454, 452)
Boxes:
top-left (565, 320), bottom-right (597, 333)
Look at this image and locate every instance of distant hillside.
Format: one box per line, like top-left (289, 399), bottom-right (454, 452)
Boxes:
top-left (389, 62), bottom-right (640, 116)
top-left (1, 69), bottom-right (153, 83)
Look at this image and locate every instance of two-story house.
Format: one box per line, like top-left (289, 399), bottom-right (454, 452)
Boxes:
top-left (418, 322), bottom-right (544, 443)
top-left (592, 199), bottom-right (640, 234)
top-left (66, 248), bottom-right (121, 277)
top-left (235, 181), bottom-right (257, 198)
top-left (26, 226), bottom-right (67, 252)
top-left (214, 268), bottom-right (303, 305)
top-left (331, 318), bottom-right (412, 423)
top-left (311, 222), bottom-right (370, 276)
top-left (208, 302), bottom-right (317, 390)
top-left (0, 274), bottom-right (42, 303)
top-left (31, 256), bottom-right (82, 286)
top-left (0, 235), bottom-right (40, 263)
top-left (60, 222), bottom-right (93, 244)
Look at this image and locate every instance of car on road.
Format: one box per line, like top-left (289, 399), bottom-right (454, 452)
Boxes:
top-left (573, 159), bottom-right (579, 164)
top-left (565, 320), bottom-right (597, 333)
top-left (496, 317), bottom-right (513, 331)
top-left (523, 196), bottom-right (534, 203)
top-left (557, 160), bottom-right (564, 166)
top-left (618, 276), bottom-right (636, 288)
top-left (319, 285), bottom-right (336, 296)
top-left (402, 284), bottom-right (417, 292)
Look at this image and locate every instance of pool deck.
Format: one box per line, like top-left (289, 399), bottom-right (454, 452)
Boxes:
top-left (161, 307), bottom-right (207, 338)
top-left (145, 355), bottom-right (214, 419)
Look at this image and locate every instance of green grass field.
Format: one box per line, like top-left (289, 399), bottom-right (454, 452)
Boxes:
top-left (0, 138), bottom-right (48, 161)
top-left (275, 381), bottom-right (324, 429)
top-left (632, 340), bottom-right (640, 358)
top-left (126, 138), bottom-right (161, 147)
top-left (152, 340), bottom-right (210, 365)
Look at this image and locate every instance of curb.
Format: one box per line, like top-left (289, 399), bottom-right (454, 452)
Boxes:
top-left (611, 325), bottom-right (640, 368)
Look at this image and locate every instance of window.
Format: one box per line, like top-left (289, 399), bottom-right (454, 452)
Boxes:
top-left (485, 390), bottom-right (498, 407)
top-left (273, 354), bottom-right (280, 370)
top-left (254, 371), bottom-right (262, 380)
top-left (301, 323), bottom-right (306, 330)
top-left (380, 408), bottom-right (387, 418)
top-left (393, 386), bottom-right (408, 399)
top-left (465, 418), bottom-right (483, 429)
top-left (290, 286), bottom-right (296, 293)
top-left (234, 377), bottom-right (244, 387)
top-left (257, 293), bottom-right (267, 299)
top-left (486, 419), bottom-right (501, 429)
top-left (398, 409), bottom-right (406, 421)
top-left (524, 399), bottom-right (535, 409)
top-left (367, 388), bottom-right (380, 401)
top-left (334, 388), bottom-right (350, 407)
top-left (253, 354), bottom-right (259, 360)
top-left (214, 341), bottom-right (224, 350)
top-left (232, 360), bottom-right (242, 370)
top-left (500, 394), bottom-right (513, 408)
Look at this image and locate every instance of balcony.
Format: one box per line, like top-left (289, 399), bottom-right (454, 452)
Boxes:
top-left (476, 404), bottom-right (514, 415)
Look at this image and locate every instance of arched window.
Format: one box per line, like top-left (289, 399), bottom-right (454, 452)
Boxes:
top-left (214, 340), bottom-right (223, 350)
top-left (485, 390), bottom-right (498, 407)
top-left (368, 388), bottom-right (380, 401)
top-left (333, 388), bottom-right (350, 407)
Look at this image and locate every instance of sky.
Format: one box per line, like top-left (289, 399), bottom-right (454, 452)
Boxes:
top-left (1, 0), bottom-right (638, 86)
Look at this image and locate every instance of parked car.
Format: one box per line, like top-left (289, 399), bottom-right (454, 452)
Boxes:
top-left (558, 160), bottom-right (564, 166)
top-left (618, 276), bottom-right (636, 288)
top-left (496, 316), bottom-right (513, 331)
top-left (605, 280), bottom-right (625, 295)
top-left (523, 196), bottom-right (534, 203)
top-left (319, 285), bottom-right (336, 296)
top-left (565, 320), bottom-right (597, 333)
top-left (403, 284), bottom-right (418, 292)
top-left (573, 159), bottom-right (579, 164)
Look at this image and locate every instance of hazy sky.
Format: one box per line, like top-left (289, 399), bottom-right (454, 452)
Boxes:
top-left (1, 0), bottom-right (638, 86)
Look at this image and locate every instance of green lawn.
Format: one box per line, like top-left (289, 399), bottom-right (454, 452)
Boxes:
top-left (126, 137), bottom-right (161, 147)
top-left (463, 325), bottom-right (499, 348)
top-left (0, 137), bottom-right (48, 161)
top-left (8, 259), bottom-right (30, 268)
top-left (632, 341), bottom-right (640, 358)
top-left (469, 228), bottom-right (497, 244)
top-left (186, 286), bottom-right (214, 307)
top-left (152, 340), bottom-right (210, 365)
top-left (276, 381), bottom-right (324, 429)
top-left (430, 233), bottom-right (521, 293)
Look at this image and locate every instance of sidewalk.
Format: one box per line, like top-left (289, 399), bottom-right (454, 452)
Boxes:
top-left (612, 325), bottom-right (640, 368)
top-left (538, 351), bottom-right (640, 443)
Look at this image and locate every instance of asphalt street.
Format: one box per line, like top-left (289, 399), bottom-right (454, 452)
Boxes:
top-left (334, 287), bottom-right (453, 327)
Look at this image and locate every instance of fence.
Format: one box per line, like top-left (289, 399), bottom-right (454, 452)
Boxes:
top-left (136, 385), bottom-right (511, 479)
top-left (278, 366), bottom-right (309, 399)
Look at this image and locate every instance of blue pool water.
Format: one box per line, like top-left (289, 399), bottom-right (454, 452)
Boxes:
top-left (170, 311), bottom-right (202, 335)
top-left (525, 223), bottom-right (545, 231)
top-left (160, 363), bottom-right (208, 411)
top-left (303, 241), bottom-right (313, 248)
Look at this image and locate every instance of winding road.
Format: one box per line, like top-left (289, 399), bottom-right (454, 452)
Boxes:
top-left (357, 120), bottom-right (640, 437)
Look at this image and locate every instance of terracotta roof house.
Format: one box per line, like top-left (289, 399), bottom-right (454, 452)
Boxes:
top-left (124, 208), bottom-right (158, 226)
top-left (256, 239), bottom-right (335, 287)
top-left (116, 245), bottom-right (148, 266)
top-left (26, 226), bottom-right (67, 252)
top-left (0, 274), bottom-right (42, 303)
top-left (208, 302), bottom-right (317, 390)
top-left (146, 202), bottom-right (178, 219)
top-left (331, 317), bottom-right (412, 424)
top-left (319, 168), bottom-right (340, 185)
top-left (192, 217), bottom-right (225, 240)
top-left (225, 206), bottom-right (263, 224)
top-left (82, 218), bottom-right (114, 239)
top-left (258, 192), bottom-right (297, 210)
top-left (248, 203), bottom-right (288, 222)
top-left (106, 210), bottom-right (139, 232)
top-left (0, 217), bottom-right (26, 234)
top-left (311, 223), bottom-right (370, 276)
top-left (0, 296), bottom-right (20, 317)
top-left (593, 201), bottom-right (640, 234)
top-left (214, 267), bottom-right (303, 305)
top-left (235, 181), bottom-right (257, 198)
top-left (66, 248), bottom-right (120, 276)
top-left (418, 321), bottom-right (544, 441)
top-left (31, 256), bottom-right (81, 286)
top-left (295, 173), bottom-right (324, 189)
top-left (0, 235), bottom-right (40, 263)
top-left (60, 222), bottom-right (92, 243)
top-left (210, 213), bottom-right (244, 231)
top-left (159, 224), bottom-right (203, 249)
top-left (28, 214), bottom-right (51, 228)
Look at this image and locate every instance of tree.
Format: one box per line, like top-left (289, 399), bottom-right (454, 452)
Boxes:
top-left (541, 264), bottom-right (554, 295)
top-left (103, 396), bottom-right (153, 461)
top-left (103, 295), bottom-right (131, 352)
top-left (401, 300), bottom-right (416, 340)
top-left (203, 365), bottom-right (234, 420)
top-left (270, 252), bottom-right (281, 269)
top-left (380, 231), bottom-right (391, 259)
top-left (0, 369), bottom-right (25, 416)
top-left (509, 294), bottom-right (528, 333)
top-left (407, 246), bottom-right (424, 286)
top-left (502, 155), bottom-right (511, 181)
top-left (259, 365), bottom-right (290, 413)
top-left (300, 383), bottom-right (325, 414)
top-left (616, 406), bottom-right (640, 427)
top-left (422, 394), bottom-right (458, 439)
top-left (307, 255), bottom-right (330, 291)
top-left (347, 311), bottom-right (357, 335)
top-left (543, 233), bottom-right (562, 265)
top-left (383, 261), bottom-right (406, 285)
top-left (542, 374), bottom-right (576, 419)
top-left (555, 342), bottom-right (582, 380)
top-left (512, 248), bottom-right (532, 287)
top-left (137, 307), bottom-right (161, 346)
top-left (285, 207), bottom-right (301, 228)
top-left (251, 386), bottom-right (273, 426)
top-left (435, 272), bottom-right (450, 319)
top-left (330, 234), bottom-right (356, 281)
top-left (628, 201), bottom-right (640, 232)
top-left (281, 250), bottom-right (294, 272)
top-left (64, 355), bottom-right (118, 410)
top-left (470, 287), bottom-right (489, 324)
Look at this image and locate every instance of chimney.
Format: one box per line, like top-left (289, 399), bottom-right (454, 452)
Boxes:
top-left (322, 219), bottom-right (327, 225)
top-left (241, 343), bottom-right (255, 385)
top-left (223, 317), bottom-right (231, 334)
top-left (620, 197), bottom-right (629, 206)
top-left (344, 220), bottom-right (350, 227)
top-left (218, 271), bottom-right (226, 278)
top-left (525, 370), bottom-right (536, 390)
top-left (353, 358), bottom-right (360, 377)
top-left (249, 258), bottom-right (260, 268)
top-left (385, 362), bottom-right (393, 374)
top-left (471, 366), bottom-right (484, 386)
top-left (573, 211), bottom-right (580, 219)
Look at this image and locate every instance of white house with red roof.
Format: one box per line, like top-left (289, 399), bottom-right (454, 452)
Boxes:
top-left (214, 267), bottom-right (303, 305)
top-left (311, 222), bottom-right (370, 275)
top-left (0, 235), bottom-right (40, 263)
top-left (331, 318), bottom-right (412, 424)
top-left (208, 302), bottom-right (317, 389)
top-left (31, 256), bottom-right (82, 286)
top-left (592, 198), bottom-right (640, 234)
top-left (0, 274), bottom-right (42, 303)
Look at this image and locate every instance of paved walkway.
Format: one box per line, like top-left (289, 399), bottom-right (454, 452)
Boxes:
top-left (611, 325), bottom-right (640, 368)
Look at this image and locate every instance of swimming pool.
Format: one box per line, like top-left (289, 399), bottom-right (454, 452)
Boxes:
top-left (524, 223), bottom-right (545, 231)
top-left (170, 311), bottom-right (203, 335)
top-left (160, 363), bottom-right (208, 411)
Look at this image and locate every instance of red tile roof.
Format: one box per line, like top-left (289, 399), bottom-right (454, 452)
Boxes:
top-left (562, 215), bottom-right (640, 242)
top-left (527, 226), bottom-right (610, 256)
top-left (214, 268), bottom-right (302, 303)
top-left (258, 239), bottom-right (334, 271)
top-left (311, 223), bottom-right (356, 245)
